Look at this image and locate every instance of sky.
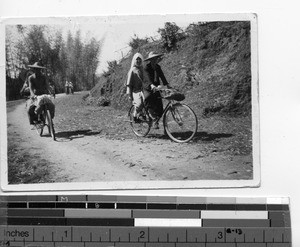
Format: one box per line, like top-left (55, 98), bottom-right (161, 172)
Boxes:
top-left (66, 15), bottom-right (205, 73)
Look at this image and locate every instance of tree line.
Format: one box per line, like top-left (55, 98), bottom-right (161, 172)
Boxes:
top-left (6, 25), bottom-right (103, 100)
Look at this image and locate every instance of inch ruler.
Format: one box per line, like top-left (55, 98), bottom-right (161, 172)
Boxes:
top-left (0, 195), bottom-right (292, 247)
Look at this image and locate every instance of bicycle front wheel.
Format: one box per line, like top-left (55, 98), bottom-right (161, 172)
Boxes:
top-left (46, 109), bottom-right (56, 141)
top-left (128, 105), bottom-right (151, 137)
top-left (163, 103), bottom-right (198, 143)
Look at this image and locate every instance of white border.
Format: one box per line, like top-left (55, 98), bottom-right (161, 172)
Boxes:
top-left (0, 13), bottom-right (259, 191)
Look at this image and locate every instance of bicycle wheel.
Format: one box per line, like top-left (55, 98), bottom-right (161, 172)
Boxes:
top-left (45, 109), bottom-right (56, 141)
top-left (35, 113), bottom-right (45, 137)
top-left (35, 122), bottom-right (44, 136)
top-left (163, 103), bottom-right (198, 143)
top-left (128, 105), bottom-right (151, 137)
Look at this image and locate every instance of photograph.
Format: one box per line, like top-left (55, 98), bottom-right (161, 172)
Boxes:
top-left (1, 14), bottom-right (259, 190)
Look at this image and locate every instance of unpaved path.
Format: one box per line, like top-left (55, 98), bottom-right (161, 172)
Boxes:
top-left (6, 93), bottom-right (253, 186)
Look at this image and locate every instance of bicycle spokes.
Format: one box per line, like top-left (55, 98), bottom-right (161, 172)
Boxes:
top-left (164, 103), bottom-right (198, 143)
top-left (129, 105), bottom-right (151, 137)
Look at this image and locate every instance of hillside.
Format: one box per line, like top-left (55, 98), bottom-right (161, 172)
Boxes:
top-left (86, 21), bottom-right (252, 117)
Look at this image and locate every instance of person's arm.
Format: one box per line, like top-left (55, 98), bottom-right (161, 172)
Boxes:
top-left (126, 70), bottom-right (133, 101)
top-left (28, 75), bottom-right (35, 97)
top-left (157, 66), bottom-right (169, 86)
top-left (145, 66), bottom-right (158, 91)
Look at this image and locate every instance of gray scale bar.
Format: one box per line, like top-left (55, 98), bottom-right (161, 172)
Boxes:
top-left (57, 196), bottom-right (87, 202)
top-left (268, 211), bottom-right (291, 227)
top-left (202, 220), bottom-right (270, 227)
top-left (133, 210), bottom-right (200, 218)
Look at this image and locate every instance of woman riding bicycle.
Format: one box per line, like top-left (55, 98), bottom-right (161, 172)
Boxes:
top-left (144, 51), bottom-right (171, 129)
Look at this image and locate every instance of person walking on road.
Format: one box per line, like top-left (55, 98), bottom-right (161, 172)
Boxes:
top-left (65, 80), bottom-right (69, 94)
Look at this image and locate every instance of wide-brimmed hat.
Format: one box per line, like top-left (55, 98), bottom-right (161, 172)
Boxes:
top-left (28, 62), bottom-right (46, 69)
top-left (144, 51), bottom-right (164, 61)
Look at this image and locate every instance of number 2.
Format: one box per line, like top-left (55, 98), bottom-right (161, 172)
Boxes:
top-left (139, 231), bottom-right (145, 239)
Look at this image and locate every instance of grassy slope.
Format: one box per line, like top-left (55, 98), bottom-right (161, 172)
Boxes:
top-left (88, 21), bottom-right (252, 118)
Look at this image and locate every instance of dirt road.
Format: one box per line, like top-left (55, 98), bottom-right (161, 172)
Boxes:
top-left (6, 93), bottom-right (253, 187)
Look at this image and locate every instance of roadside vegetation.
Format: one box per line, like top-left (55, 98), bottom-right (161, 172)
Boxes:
top-left (88, 21), bottom-right (252, 118)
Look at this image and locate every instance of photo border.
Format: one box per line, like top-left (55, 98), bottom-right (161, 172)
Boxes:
top-left (0, 13), bottom-right (259, 192)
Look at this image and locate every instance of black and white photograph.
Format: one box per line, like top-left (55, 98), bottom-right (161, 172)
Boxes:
top-left (1, 14), bottom-right (259, 190)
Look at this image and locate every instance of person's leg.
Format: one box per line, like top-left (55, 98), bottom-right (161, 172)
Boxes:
top-left (149, 92), bottom-right (163, 129)
top-left (145, 93), bottom-right (158, 120)
top-left (26, 100), bottom-right (37, 125)
top-left (132, 92), bottom-right (144, 122)
top-left (135, 92), bottom-right (144, 116)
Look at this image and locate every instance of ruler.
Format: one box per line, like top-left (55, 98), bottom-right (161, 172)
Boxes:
top-left (0, 195), bottom-right (292, 247)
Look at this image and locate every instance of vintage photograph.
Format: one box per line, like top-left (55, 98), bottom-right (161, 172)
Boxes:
top-left (1, 14), bottom-right (259, 190)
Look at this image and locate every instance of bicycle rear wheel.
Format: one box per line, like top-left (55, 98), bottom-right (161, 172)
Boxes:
top-left (34, 113), bottom-right (45, 136)
top-left (45, 109), bottom-right (56, 141)
top-left (35, 122), bottom-right (44, 136)
top-left (163, 103), bottom-right (198, 143)
top-left (128, 105), bottom-right (151, 137)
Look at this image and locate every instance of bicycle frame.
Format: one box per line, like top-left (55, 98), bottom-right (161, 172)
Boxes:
top-left (152, 100), bottom-right (178, 124)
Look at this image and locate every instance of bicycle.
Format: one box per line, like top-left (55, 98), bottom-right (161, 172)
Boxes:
top-left (128, 86), bottom-right (198, 143)
top-left (32, 94), bottom-right (56, 141)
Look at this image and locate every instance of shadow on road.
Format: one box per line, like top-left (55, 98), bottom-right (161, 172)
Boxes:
top-left (192, 132), bottom-right (233, 142)
top-left (55, 129), bottom-right (102, 141)
top-left (148, 131), bottom-right (233, 143)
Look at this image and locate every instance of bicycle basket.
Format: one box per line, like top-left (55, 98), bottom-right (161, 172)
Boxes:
top-left (161, 88), bottom-right (185, 101)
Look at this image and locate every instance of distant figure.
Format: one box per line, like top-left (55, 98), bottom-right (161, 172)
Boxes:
top-left (26, 62), bottom-right (52, 125)
top-left (69, 81), bottom-right (74, 94)
top-left (126, 53), bottom-right (145, 123)
top-left (65, 80), bottom-right (69, 94)
top-left (144, 51), bottom-right (170, 129)
top-left (49, 84), bottom-right (56, 98)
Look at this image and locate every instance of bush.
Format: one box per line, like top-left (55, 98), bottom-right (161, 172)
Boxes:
top-left (158, 22), bottom-right (185, 51)
top-left (103, 60), bottom-right (119, 77)
top-left (185, 22), bottom-right (219, 38)
top-left (128, 35), bottom-right (149, 50)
